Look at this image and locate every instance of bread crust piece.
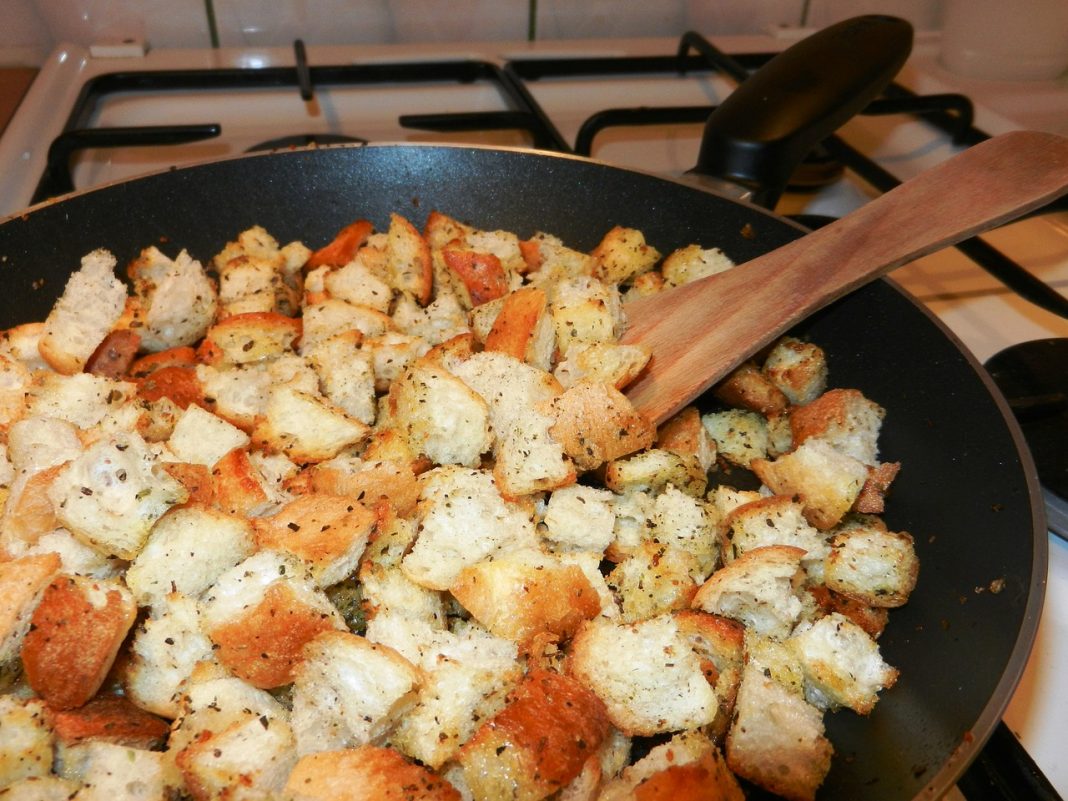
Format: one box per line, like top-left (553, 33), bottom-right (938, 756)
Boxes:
top-left (459, 669), bottom-right (612, 801)
top-left (598, 730), bottom-right (744, 801)
top-left (51, 695), bottom-right (170, 750)
top-left (21, 575), bottom-right (137, 710)
top-left (0, 553), bottom-right (62, 666)
top-left (285, 746), bottom-right (461, 801)
top-left (549, 381), bottom-right (655, 472)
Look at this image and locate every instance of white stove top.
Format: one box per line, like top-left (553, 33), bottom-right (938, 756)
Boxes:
top-left (0, 30), bottom-right (1065, 797)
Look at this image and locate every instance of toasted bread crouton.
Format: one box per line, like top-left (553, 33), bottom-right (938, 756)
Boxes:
top-left (61, 741), bottom-right (180, 801)
top-left (1, 466), bottom-right (65, 557)
top-left (692, 546), bottom-right (806, 640)
top-left (124, 594), bottom-right (216, 718)
top-left (825, 524), bottom-right (918, 607)
top-left (21, 575), bottom-right (136, 709)
top-left (714, 361), bottom-right (790, 417)
top-left (27, 371), bottom-right (136, 431)
top-left (291, 630), bottom-right (421, 756)
top-left (300, 298), bottom-right (394, 352)
top-left (401, 466), bottom-right (538, 591)
top-left (592, 226), bottom-right (661, 286)
top-left (84, 328), bottom-right (141, 380)
top-left (192, 363), bottom-right (271, 431)
top-left (762, 337), bottom-right (827, 406)
top-left (359, 559), bottom-right (445, 627)
top-left (0, 695), bottom-right (53, 788)
top-left (790, 388), bottom-right (885, 466)
top-left (725, 661), bottom-right (832, 801)
top-left (549, 381), bottom-right (654, 472)
top-left (722, 495), bottom-right (829, 577)
top-left (660, 243), bottom-right (735, 288)
top-left (450, 351), bottom-right (561, 443)
top-left (673, 610), bottom-right (746, 735)
top-left (323, 258), bottom-right (394, 312)
top-left (493, 408), bottom-right (576, 498)
top-left (604, 448), bottom-right (706, 498)
top-left (391, 292), bottom-right (471, 347)
top-left (168, 403), bottom-right (251, 468)
top-left (459, 669), bottom-right (611, 801)
top-left (423, 210), bottom-right (475, 252)
top-left (605, 489), bottom-right (655, 560)
top-left (855, 460), bottom-right (901, 515)
top-left (25, 529), bottom-right (122, 580)
top-left (311, 456), bottom-right (420, 518)
top-left (442, 246), bottom-right (510, 309)
top-left (451, 549), bottom-right (600, 648)
top-left (707, 485), bottom-right (763, 525)
top-left (542, 484), bottom-right (617, 553)
top-left (789, 612), bottom-right (898, 714)
top-left (553, 341), bottom-right (651, 392)
top-left (126, 506), bottom-right (254, 609)
top-left (803, 584), bottom-right (889, 639)
top-left (305, 331), bottom-right (376, 425)
top-left (522, 231), bottom-right (597, 281)
top-left (386, 213), bottom-right (433, 306)
top-left (752, 439), bottom-right (868, 531)
top-left (39, 249), bottom-right (127, 375)
top-left (0, 323), bottom-right (50, 374)
top-left (253, 494), bottom-right (374, 588)
top-left (606, 542), bottom-right (700, 623)
top-left (649, 485), bottom-right (717, 576)
top-left (0, 354), bottom-right (30, 432)
top-left (700, 409), bottom-right (770, 469)
top-left (482, 286), bottom-right (555, 371)
top-left (6, 416), bottom-right (82, 476)
top-left (388, 361), bottom-right (491, 469)
top-left (201, 551), bottom-right (346, 688)
top-left (252, 384), bottom-right (371, 464)
top-left (0, 776), bottom-right (79, 799)
top-left (306, 219), bottom-right (375, 271)
top-left (549, 276), bottom-right (626, 357)
top-left (363, 331), bottom-right (431, 392)
top-left (286, 746), bottom-right (461, 801)
top-left (569, 613), bottom-right (719, 736)
top-left (52, 695), bottom-right (169, 750)
top-left (599, 730), bottom-right (743, 801)
top-left (656, 406), bottom-right (717, 473)
top-left (197, 312), bottom-right (301, 366)
top-left (210, 447), bottom-right (273, 516)
top-left (365, 611), bottom-right (521, 768)
top-left (127, 246), bottom-right (218, 352)
top-left (48, 433), bottom-right (189, 560)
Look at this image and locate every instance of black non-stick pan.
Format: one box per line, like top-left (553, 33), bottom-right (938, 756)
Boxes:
top-left (0, 141), bottom-right (1046, 801)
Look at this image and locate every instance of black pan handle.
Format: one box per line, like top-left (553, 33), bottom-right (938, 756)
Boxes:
top-left (959, 721), bottom-right (1064, 801)
top-left (692, 15), bottom-right (913, 208)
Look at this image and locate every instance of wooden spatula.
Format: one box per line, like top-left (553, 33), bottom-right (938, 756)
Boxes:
top-left (622, 130), bottom-right (1068, 425)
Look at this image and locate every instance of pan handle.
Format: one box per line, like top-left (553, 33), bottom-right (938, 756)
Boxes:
top-left (958, 721), bottom-right (1064, 801)
top-left (691, 15), bottom-right (913, 209)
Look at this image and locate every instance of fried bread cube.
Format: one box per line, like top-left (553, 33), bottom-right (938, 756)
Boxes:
top-left (0, 695), bottom-right (54, 788)
top-left (824, 522), bottom-right (919, 607)
top-left (660, 243), bottom-right (735, 287)
top-left (592, 226), bottom-right (661, 285)
top-left (285, 746), bottom-right (461, 801)
top-left (598, 730), bottom-right (744, 801)
top-left (127, 246), bottom-right (218, 352)
top-left (790, 388), bottom-right (885, 466)
top-left (762, 337), bottom-right (827, 406)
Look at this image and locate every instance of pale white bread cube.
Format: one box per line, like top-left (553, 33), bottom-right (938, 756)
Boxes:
top-left (324, 257), bottom-right (394, 312)
top-left (401, 466), bottom-right (538, 591)
top-left (168, 403), bottom-right (251, 467)
top-left (6, 415), bottom-right (82, 476)
top-left (713, 361), bottom-right (790, 417)
top-left (660, 243), bottom-right (736, 287)
top-left (766, 410), bottom-right (795, 457)
top-left (386, 212), bottom-right (433, 306)
top-left (217, 255), bottom-right (288, 317)
top-left (722, 495), bottom-right (829, 577)
top-left (461, 227), bottom-right (527, 279)
top-left (39, 249), bottom-right (127, 375)
top-left (252, 494), bottom-right (375, 588)
top-left (493, 407), bottom-right (576, 498)
top-left (655, 405), bottom-right (717, 473)
top-left (554, 728), bottom-right (631, 801)
top-left (290, 630), bottom-right (421, 756)
top-left (450, 548), bottom-right (600, 647)
top-left (284, 745), bottom-right (461, 801)
top-left (751, 439), bottom-right (869, 531)
top-left (365, 611), bottom-right (521, 768)
top-left (481, 286), bottom-right (556, 372)
top-left (26, 529), bottom-right (122, 579)
top-left (0, 354), bottom-right (31, 432)
top-left (127, 246), bottom-right (218, 352)
top-left (568, 613), bottom-right (719, 736)
top-left (306, 331), bottom-right (377, 425)
top-left (549, 275), bottom-right (626, 357)
top-left (363, 331), bottom-right (431, 392)
top-left (0, 695), bottom-right (53, 789)
top-left (745, 629), bottom-right (807, 699)
top-left (252, 383), bottom-right (370, 464)
top-left (124, 593), bottom-right (216, 718)
top-left (61, 742), bottom-right (180, 801)
top-left (591, 226), bottom-right (661, 285)
top-left (522, 231), bottom-right (597, 281)
top-left (198, 311), bottom-right (302, 366)
top-left (0, 776), bottom-right (79, 800)
top-left (388, 361), bottom-right (491, 469)
top-left (423, 209), bottom-right (475, 252)
top-left (27, 371), bottom-right (136, 431)
top-left (789, 612), bottom-right (899, 714)
top-left (125, 505), bottom-right (255, 609)
top-left (557, 550), bottom-right (621, 620)
top-left (468, 294), bottom-right (505, 342)
top-left (194, 362), bottom-right (272, 432)
top-left (458, 669), bottom-right (612, 801)
top-left (700, 409), bottom-right (770, 469)
top-left (707, 484), bottom-right (763, 525)
top-left (0, 322), bottom-right (50, 373)
top-left (301, 298), bottom-right (394, 352)
top-left (48, 432), bottom-right (189, 560)
top-left (725, 661), bottom-right (833, 801)
top-left (549, 380), bottom-right (655, 472)
top-left (552, 341), bottom-right (651, 392)
top-left (175, 710), bottom-right (297, 800)
top-left (692, 545), bottom-right (807, 640)
top-left (542, 483), bottom-right (616, 552)
top-left (359, 560), bottom-right (446, 627)
top-left (450, 351), bottom-right (562, 447)
top-left (201, 550), bottom-right (347, 689)
top-left (762, 337), bottom-right (828, 407)
top-left (650, 485), bottom-right (718, 577)
top-left (167, 668), bottom-right (289, 754)
top-left (607, 489), bottom-right (656, 559)
top-left (597, 730), bottom-right (744, 801)
top-left (674, 609), bottom-right (746, 738)
top-left (391, 293), bottom-right (470, 347)
top-left (825, 523), bottom-right (919, 607)
top-left (790, 388), bottom-right (886, 466)
top-left (603, 448), bottom-right (706, 498)
top-left (606, 541), bottom-right (700, 623)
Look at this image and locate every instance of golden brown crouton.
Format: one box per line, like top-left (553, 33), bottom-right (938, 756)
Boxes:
top-left (549, 381), bottom-right (655, 472)
top-left (252, 384), bottom-right (371, 464)
top-left (210, 446), bottom-right (272, 516)
top-left (285, 746), bottom-right (461, 801)
top-left (387, 213), bottom-right (433, 306)
top-left (310, 457), bottom-right (421, 517)
top-left (21, 575), bottom-right (137, 709)
top-left (714, 361), bottom-right (790, 417)
top-left (762, 337), bottom-right (827, 406)
top-left (51, 694), bottom-right (170, 750)
top-left (598, 730), bottom-right (744, 801)
top-left (553, 341), bottom-right (651, 392)
top-left (790, 388), bottom-right (885, 466)
top-left (197, 311), bottom-right (301, 366)
top-left (484, 286), bottom-right (554, 370)
top-left (592, 226), bottom-right (662, 286)
top-left (824, 523), bottom-right (918, 608)
top-left (660, 243), bottom-right (735, 288)
top-left (0, 552), bottom-right (61, 667)
top-left (656, 405), bottom-right (717, 473)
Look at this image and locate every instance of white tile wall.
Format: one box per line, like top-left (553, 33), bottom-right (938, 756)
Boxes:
top-left (3, 0), bottom-right (945, 64)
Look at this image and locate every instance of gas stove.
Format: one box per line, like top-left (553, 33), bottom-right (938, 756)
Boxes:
top-left (0, 28), bottom-right (1065, 800)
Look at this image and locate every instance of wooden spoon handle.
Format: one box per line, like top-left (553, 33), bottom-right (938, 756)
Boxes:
top-left (622, 130), bottom-right (1068, 425)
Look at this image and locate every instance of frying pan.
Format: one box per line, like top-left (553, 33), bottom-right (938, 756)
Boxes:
top-left (0, 20), bottom-right (1046, 801)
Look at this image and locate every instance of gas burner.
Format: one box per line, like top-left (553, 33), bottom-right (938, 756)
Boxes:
top-left (985, 337), bottom-right (1068, 539)
top-left (246, 133), bottom-right (367, 152)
